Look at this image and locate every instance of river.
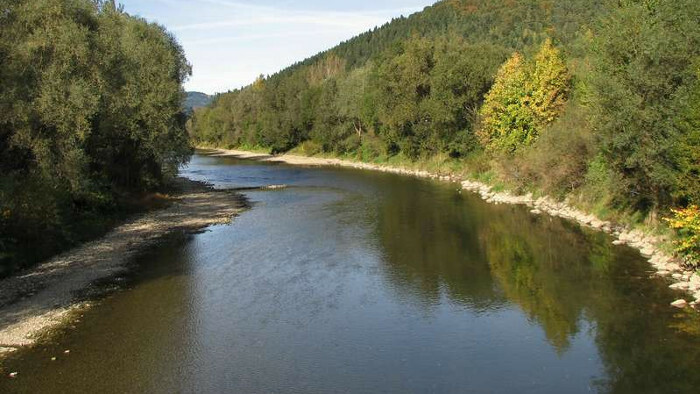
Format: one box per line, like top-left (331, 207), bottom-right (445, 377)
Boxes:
top-left (2, 152), bottom-right (700, 393)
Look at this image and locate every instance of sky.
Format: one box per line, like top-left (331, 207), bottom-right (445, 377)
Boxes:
top-left (119, 0), bottom-right (436, 95)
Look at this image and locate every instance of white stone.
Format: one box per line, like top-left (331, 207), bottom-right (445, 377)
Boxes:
top-left (689, 273), bottom-right (700, 285)
top-left (670, 282), bottom-right (690, 290)
top-left (671, 299), bottom-right (688, 308)
top-left (640, 246), bottom-right (655, 257)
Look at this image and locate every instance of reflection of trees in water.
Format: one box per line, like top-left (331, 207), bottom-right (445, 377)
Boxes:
top-left (376, 182), bottom-right (506, 310)
top-left (376, 183), bottom-right (700, 391)
top-left (480, 210), bottom-right (601, 353)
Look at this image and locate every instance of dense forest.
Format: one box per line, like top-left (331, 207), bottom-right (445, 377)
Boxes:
top-left (190, 0), bottom-right (700, 266)
top-left (0, 0), bottom-right (192, 274)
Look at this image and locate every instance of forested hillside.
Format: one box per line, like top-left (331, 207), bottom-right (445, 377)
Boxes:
top-left (0, 0), bottom-right (192, 274)
top-left (190, 0), bottom-right (700, 266)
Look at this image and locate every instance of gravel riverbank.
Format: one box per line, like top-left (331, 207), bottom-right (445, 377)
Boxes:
top-left (0, 179), bottom-right (246, 357)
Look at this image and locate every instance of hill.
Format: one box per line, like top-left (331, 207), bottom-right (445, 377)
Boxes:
top-left (185, 91), bottom-right (213, 113)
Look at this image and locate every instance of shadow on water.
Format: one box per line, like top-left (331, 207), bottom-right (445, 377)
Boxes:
top-left (2, 153), bottom-right (700, 393)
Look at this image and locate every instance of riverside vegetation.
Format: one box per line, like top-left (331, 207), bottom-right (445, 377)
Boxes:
top-left (189, 0), bottom-right (700, 269)
top-left (0, 0), bottom-right (192, 276)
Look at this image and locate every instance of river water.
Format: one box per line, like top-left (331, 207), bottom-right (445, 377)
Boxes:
top-left (2, 152), bottom-right (700, 393)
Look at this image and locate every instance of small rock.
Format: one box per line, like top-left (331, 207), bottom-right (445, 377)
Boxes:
top-left (689, 273), bottom-right (700, 285)
top-left (8, 372), bottom-right (18, 378)
top-left (672, 273), bottom-right (683, 280)
top-left (670, 282), bottom-right (690, 290)
top-left (671, 299), bottom-right (688, 308)
top-left (530, 209), bottom-right (542, 215)
top-left (612, 240), bottom-right (624, 246)
top-left (590, 219), bottom-right (604, 229)
top-left (64, 350), bottom-right (70, 354)
top-left (51, 357), bottom-right (57, 361)
top-left (640, 246), bottom-right (655, 257)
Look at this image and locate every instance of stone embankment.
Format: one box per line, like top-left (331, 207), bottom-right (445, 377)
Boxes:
top-left (209, 148), bottom-right (698, 309)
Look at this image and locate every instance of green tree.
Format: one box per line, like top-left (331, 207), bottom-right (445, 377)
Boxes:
top-left (586, 0), bottom-right (700, 210)
top-left (0, 0), bottom-right (192, 274)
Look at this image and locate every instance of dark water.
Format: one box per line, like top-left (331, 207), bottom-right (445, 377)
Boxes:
top-left (2, 153), bottom-right (700, 393)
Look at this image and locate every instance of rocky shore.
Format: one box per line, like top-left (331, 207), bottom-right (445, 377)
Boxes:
top-left (208, 148), bottom-right (698, 309)
top-left (0, 179), bottom-right (246, 357)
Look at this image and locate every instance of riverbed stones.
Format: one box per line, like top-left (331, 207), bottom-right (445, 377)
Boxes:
top-left (671, 299), bottom-right (688, 308)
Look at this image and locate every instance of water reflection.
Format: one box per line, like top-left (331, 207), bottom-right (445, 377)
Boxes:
top-left (370, 162), bottom-right (700, 391)
top-left (375, 179), bottom-right (502, 311)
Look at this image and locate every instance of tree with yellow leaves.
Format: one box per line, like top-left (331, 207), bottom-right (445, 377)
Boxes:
top-left (529, 39), bottom-right (570, 128)
top-left (478, 39), bottom-right (570, 153)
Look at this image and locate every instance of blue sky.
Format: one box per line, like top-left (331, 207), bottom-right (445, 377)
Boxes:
top-left (119, 0), bottom-right (436, 94)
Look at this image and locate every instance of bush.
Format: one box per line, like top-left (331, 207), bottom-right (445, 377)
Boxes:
top-left (515, 103), bottom-right (593, 196)
top-left (340, 134), bottom-right (362, 154)
top-left (665, 206), bottom-right (700, 267)
top-left (359, 135), bottom-right (385, 162)
top-left (296, 140), bottom-right (323, 156)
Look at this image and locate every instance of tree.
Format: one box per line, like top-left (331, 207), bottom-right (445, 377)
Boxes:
top-left (0, 0), bottom-right (192, 273)
top-left (478, 39), bottom-right (570, 154)
top-left (477, 52), bottom-right (533, 153)
top-left (529, 39), bottom-right (570, 129)
top-left (586, 0), bottom-right (700, 210)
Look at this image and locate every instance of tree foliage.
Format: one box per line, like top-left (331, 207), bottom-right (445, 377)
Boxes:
top-left (666, 206), bottom-right (700, 267)
top-left (586, 0), bottom-right (700, 210)
top-left (0, 0), bottom-right (191, 274)
top-left (478, 39), bottom-right (570, 153)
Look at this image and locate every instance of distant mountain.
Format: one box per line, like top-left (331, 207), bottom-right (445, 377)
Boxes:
top-left (184, 91), bottom-right (213, 113)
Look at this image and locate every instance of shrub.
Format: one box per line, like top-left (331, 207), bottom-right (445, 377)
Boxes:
top-left (665, 206), bottom-right (700, 267)
top-left (515, 103), bottom-right (593, 196)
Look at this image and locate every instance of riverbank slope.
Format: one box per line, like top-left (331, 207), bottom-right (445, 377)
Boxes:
top-left (0, 179), bottom-right (246, 356)
top-left (206, 147), bottom-right (700, 308)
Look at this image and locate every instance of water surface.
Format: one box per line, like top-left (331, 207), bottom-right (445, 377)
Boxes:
top-left (2, 153), bottom-right (699, 393)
